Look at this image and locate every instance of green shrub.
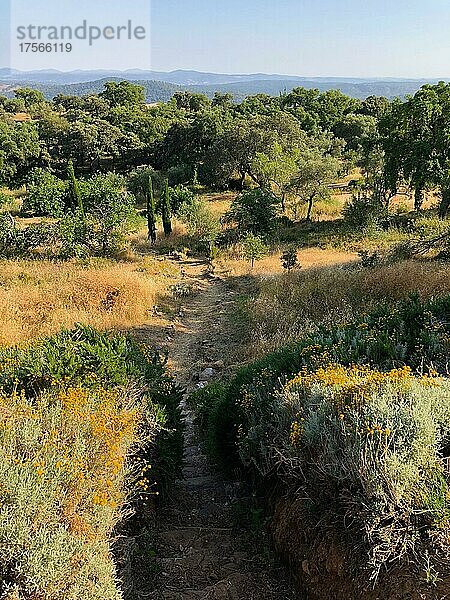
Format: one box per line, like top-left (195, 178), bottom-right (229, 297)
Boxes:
top-left (178, 197), bottom-right (220, 251)
top-left (0, 190), bottom-right (10, 207)
top-left (1, 172), bottom-right (139, 260)
top-left (223, 188), bottom-right (280, 237)
top-left (78, 174), bottom-right (139, 256)
top-left (343, 195), bottom-right (386, 229)
top-left (23, 168), bottom-right (69, 217)
top-left (0, 213), bottom-right (27, 257)
top-left (0, 385), bottom-right (131, 600)
top-left (57, 208), bottom-right (91, 259)
top-left (280, 246), bottom-right (300, 272)
top-left (169, 184), bottom-right (195, 214)
top-left (414, 215), bottom-right (450, 238)
top-left (126, 167), bottom-right (160, 204)
top-left (0, 213), bottom-right (61, 258)
top-left (167, 164), bottom-right (193, 187)
top-left (241, 234), bottom-right (268, 267)
top-left (358, 249), bottom-right (381, 267)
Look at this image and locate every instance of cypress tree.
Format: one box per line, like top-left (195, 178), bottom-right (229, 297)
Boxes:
top-left (162, 178), bottom-right (172, 236)
top-left (147, 176), bottom-right (157, 243)
top-left (68, 160), bottom-right (84, 218)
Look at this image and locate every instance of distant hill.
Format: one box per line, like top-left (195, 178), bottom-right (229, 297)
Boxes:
top-left (193, 79), bottom-right (439, 100)
top-left (0, 78), bottom-right (183, 103)
top-left (0, 68), bottom-right (378, 85)
top-left (0, 68), bottom-right (446, 101)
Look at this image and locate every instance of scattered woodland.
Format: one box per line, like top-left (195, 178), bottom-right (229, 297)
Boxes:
top-left (0, 80), bottom-right (450, 599)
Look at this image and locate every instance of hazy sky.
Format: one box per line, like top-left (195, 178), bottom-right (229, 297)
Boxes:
top-left (2, 0), bottom-right (450, 76)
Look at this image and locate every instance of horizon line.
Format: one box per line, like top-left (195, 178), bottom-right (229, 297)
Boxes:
top-left (1, 67), bottom-right (450, 81)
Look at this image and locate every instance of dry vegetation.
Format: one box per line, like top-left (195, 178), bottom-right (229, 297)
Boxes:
top-left (0, 257), bottom-right (179, 345)
top-left (202, 191), bottom-right (234, 217)
top-left (246, 259), bottom-right (450, 356)
top-left (221, 246), bottom-right (358, 276)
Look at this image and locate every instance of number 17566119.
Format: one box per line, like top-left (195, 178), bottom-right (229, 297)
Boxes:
top-left (19, 42), bottom-right (73, 52)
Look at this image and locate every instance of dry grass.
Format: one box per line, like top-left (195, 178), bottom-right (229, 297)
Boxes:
top-left (0, 187), bottom-right (25, 215)
top-left (246, 259), bottom-right (450, 357)
top-left (314, 193), bottom-right (350, 220)
top-left (203, 192), bottom-right (235, 219)
top-left (129, 221), bottom-right (189, 254)
top-left (219, 247), bottom-right (358, 277)
top-left (301, 190), bottom-right (440, 224)
top-left (11, 112), bottom-right (32, 122)
top-left (0, 257), bottom-right (180, 345)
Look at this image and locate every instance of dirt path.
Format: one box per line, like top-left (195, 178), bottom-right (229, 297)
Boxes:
top-left (146, 258), bottom-right (297, 600)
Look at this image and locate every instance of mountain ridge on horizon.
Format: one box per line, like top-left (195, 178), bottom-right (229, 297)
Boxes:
top-left (0, 68), bottom-right (447, 102)
top-left (0, 67), bottom-right (446, 86)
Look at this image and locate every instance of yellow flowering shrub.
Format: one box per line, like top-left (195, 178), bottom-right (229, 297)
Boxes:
top-left (0, 325), bottom-right (183, 600)
top-left (285, 364), bottom-right (441, 409)
top-left (233, 362), bottom-right (450, 580)
top-left (0, 384), bottom-right (147, 600)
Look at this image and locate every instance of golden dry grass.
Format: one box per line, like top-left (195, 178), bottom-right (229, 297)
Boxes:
top-left (246, 259), bottom-right (450, 357)
top-left (306, 189), bottom-right (439, 223)
top-left (11, 112), bottom-right (32, 122)
top-left (0, 187), bottom-right (25, 215)
top-left (219, 247), bottom-right (358, 276)
top-left (203, 192), bottom-right (235, 219)
top-left (129, 221), bottom-right (189, 254)
top-left (0, 257), bottom-right (179, 345)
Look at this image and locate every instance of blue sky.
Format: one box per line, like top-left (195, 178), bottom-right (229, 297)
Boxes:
top-left (2, 0), bottom-right (450, 76)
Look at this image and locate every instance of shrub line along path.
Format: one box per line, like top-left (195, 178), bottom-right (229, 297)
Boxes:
top-left (142, 256), bottom-right (298, 600)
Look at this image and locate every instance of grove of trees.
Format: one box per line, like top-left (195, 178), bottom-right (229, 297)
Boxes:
top-left (1, 79), bottom-right (450, 258)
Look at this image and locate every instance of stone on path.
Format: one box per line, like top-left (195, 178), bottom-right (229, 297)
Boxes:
top-left (199, 367), bottom-right (215, 381)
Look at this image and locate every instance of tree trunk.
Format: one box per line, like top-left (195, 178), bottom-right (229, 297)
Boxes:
top-left (306, 194), bottom-right (315, 222)
top-left (281, 191), bottom-right (286, 213)
top-left (414, 186), bottom-right (424, 211)
top-left (385, 191), bottom-right (396, 212)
